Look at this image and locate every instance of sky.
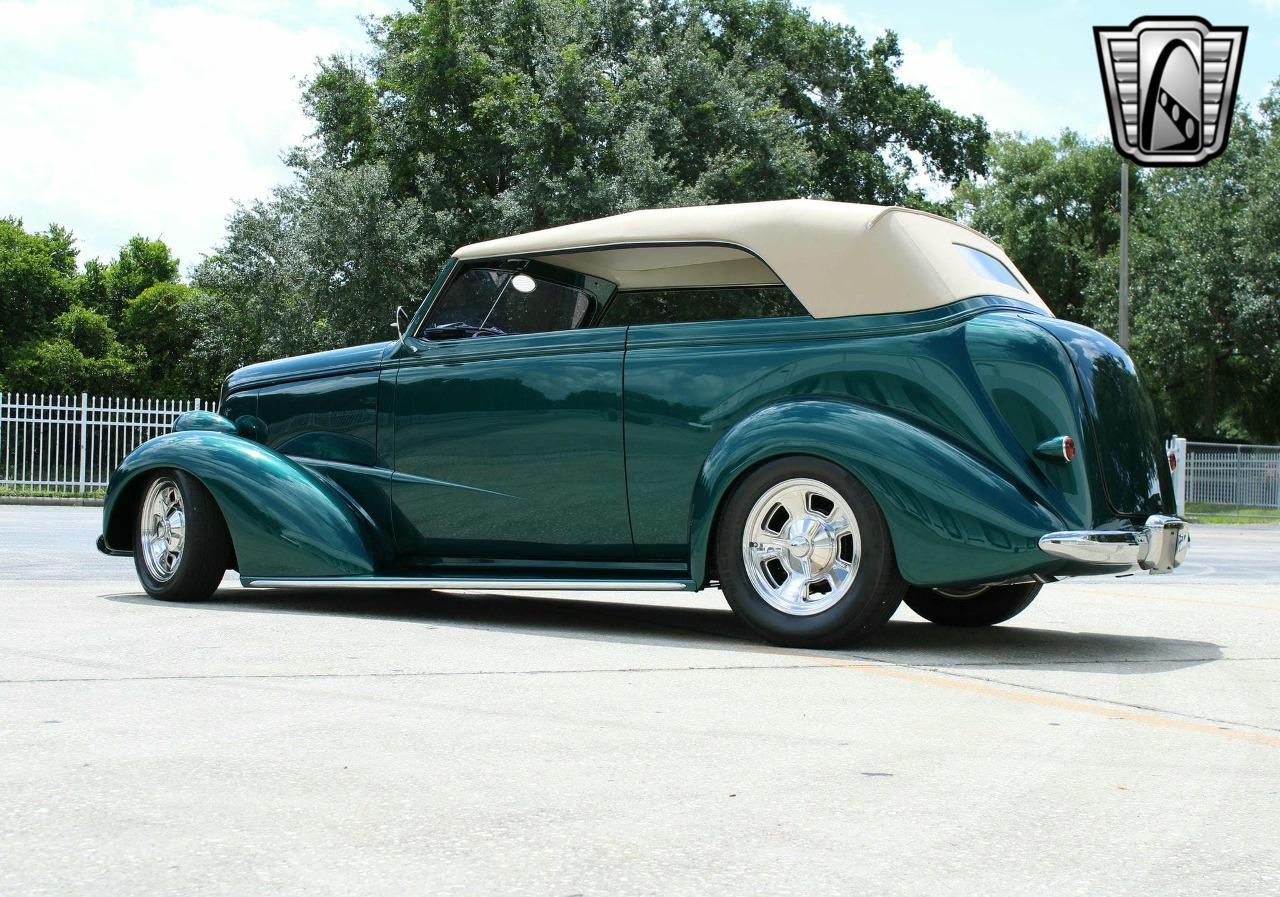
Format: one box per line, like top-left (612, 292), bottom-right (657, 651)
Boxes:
top-left (2, 0), bottom-right (1278, 272)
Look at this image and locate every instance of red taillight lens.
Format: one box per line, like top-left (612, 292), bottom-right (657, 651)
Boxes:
top-left (1062, 435), bottom-right (1076, 462)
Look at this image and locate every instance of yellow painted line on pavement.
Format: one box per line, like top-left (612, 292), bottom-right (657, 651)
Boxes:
top-left (752, 649), bottom-right (1280, 748)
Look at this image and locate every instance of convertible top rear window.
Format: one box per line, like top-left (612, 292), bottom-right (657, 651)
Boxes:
top-left (955, 244), bottom-right (1026, 293)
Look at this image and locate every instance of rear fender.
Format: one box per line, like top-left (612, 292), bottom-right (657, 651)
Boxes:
top-left (689, 400), bottom-right (1065, 587)
top-left (102, 430), bottom-right (384, 578)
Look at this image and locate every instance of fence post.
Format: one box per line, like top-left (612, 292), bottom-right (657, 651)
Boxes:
top-left (78, 392), bottom-right (89, 493)
top-left (1236, 444), bottom-right (1244, 507)
top-left (1169, 435), bottom-right (1187, 517)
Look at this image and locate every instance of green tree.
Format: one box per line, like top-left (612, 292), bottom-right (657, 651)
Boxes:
top-left (955, 131), bottom-right (1136, 323)
top-left (74, 258), bottom-right (112, 316)
top-left (0, 218), bottom-right (78, 367)
top-left (3, 304), bottom-right (143, 396)
top-left (197, 0), bottom-right (990, 364)
top-left (121, 282), bottom-right (221, 397)
top-left (1120, 107), bottom-right (1280, 441)
top-left (54, 304), bottom-right (115, 358)
top-left (104, 236), bottom-right (180, 318)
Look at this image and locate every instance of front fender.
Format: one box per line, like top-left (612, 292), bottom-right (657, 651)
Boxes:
top-left (689, 400), bottom-right (1066, 587)
top-left (102, 430), bottom-right (383, 578)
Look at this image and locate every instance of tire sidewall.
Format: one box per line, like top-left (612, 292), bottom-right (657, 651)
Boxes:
top-left (133, 469), bottom-right (224, 600)
top-left (716, 457), bottom-right (903, 647)
top-left (903, 583), bottom-right (1041, 627)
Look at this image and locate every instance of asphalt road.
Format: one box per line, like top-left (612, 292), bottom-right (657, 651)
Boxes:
top-left (2, 506), bottom-right (1278, 896)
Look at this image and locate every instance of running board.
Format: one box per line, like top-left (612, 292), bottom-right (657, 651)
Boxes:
top-left (241, 576), bottom-right (695, 592)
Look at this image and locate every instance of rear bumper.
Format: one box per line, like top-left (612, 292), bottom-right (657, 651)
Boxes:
top-left (1038, 515), bottom-right (1189, 574)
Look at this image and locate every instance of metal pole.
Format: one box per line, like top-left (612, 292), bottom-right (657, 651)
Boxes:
top-left (1119, 161), bottom-right (1130, 350)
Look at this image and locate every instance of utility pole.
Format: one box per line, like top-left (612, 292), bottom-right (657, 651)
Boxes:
top-left (1119, 161), bottom-right (1130, 349)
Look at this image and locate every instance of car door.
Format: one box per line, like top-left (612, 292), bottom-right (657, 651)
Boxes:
top-left (388, 264), bottom-right (632, 566)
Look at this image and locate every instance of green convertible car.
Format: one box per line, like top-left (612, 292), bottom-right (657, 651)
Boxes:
top-left (98, 200), bottom-right (1188, 647)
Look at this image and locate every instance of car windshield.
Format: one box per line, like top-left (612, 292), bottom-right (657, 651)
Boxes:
top-left (420, 267), bottom-right (594, 339)
top-left (422, 268), bottom-right (511, 334)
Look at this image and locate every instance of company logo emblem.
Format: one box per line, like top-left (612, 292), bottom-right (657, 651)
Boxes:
top-left (1094, 16), bottom-right (1247, 166)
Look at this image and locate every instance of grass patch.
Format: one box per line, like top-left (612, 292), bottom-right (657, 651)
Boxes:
top-left (1186, 502), bottom-right (1280, 525)
top-left (0, 486), bottom-right (105, 500)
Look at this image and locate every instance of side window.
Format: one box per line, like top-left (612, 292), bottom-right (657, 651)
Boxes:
top-left (420, 268), bottom-right (593, 338)
top-left (487, 276), bottom-right (593, 335)
top-left (599, 286), bottom-right (807, 327)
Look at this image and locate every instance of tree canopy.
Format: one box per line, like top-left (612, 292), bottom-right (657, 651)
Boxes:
top-left (0, 222), bottom-right (211, 398)
top-left (189, 0), bottom-right (991, 370)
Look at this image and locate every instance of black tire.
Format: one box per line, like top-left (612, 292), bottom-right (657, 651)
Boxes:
top-left (133, 469), bottom-right (230, 601)
top-left (715, 457), bottom-right (906, 648)
top-left (903, 582), bottom-right (1041, 627)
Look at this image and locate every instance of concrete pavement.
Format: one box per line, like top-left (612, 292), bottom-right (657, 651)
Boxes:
top-left (2, 506), bottom-right (1278, 896)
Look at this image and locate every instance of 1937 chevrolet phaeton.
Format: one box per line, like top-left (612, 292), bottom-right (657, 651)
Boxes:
top-left (98, 200), bottom-right (1189, 647)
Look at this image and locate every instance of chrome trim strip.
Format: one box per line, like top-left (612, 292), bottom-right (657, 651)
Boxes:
top-left (292, 457), bottom-right (521, 500)
top-left (242, 577), bottom-right (694, 592)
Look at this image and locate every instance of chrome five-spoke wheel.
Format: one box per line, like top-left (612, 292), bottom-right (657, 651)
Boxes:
top-left (717, 458), bottom-right (905, 648)
top-left (139, 477), bottom-right (186, 582)
top-left (742, 478), bottom-right (861, 615)
top-left (132, 469), bottom-right (229, 602)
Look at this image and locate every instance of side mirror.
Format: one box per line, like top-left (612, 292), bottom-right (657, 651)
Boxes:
top-left (394, 305), bottom-right (410, 338)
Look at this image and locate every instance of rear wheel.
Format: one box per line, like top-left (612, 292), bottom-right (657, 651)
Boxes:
top-left (715, 457), bottom-right (905, 648)
top-left (903, 582), bottom-right (1041, 627)
top-left (133, 470), bottom-right (229, 601)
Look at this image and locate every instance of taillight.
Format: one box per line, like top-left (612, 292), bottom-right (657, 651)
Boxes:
top-left (1035, 435), bottom-right (1076, 464)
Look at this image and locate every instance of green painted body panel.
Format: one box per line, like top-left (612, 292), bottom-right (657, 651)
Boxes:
top-left (619, 300), bottom-right (1146, 586)
top-left (101, 286), bottom-right (1173, 590)
top-left (1031, 317), bottom-right (1174, 517)
top-left (101, 429), bottom-right (384, 578)
top-left (387, 327), bottom-right (632, 563)
top-left (684, 399), bottom-right (1065, 587)
top-left (225, 340), bottom-right (395, 393)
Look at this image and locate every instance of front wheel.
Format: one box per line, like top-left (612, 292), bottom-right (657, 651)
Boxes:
top-left (133, 470), bottom-right (230, 601)
top-left (903, 582), bottom-right (1041, 627)
top-left (715, 457), bottom-right (906, 648)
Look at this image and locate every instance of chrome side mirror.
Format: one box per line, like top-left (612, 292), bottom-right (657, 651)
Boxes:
top-left (393, 305), bottom-right (410, 338)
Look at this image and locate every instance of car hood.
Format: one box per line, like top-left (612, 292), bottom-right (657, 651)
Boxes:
top-left (224, 341), bottom-right (397, 393)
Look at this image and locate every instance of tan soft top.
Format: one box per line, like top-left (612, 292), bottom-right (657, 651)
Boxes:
top-left (453, 199), bottom-right (1048, 318)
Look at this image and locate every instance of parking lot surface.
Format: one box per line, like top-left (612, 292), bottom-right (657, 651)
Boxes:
top-left (2, 506), bottom-right (1278, 896)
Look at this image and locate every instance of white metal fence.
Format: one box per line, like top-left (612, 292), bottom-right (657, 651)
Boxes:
top-left (0, 393), bottom-right (207, 495)
top-left (1185, 441), bottom-right (1280, 509)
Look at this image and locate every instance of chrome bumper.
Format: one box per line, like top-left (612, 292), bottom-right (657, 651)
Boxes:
top-left (1038, 515), bottom-right (1189, 574)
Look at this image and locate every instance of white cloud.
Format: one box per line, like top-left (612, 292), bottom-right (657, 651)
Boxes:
top-left (895, 37), bottom-right (1058, 136)
top-left (0, 1), bottom-right (381, 272)
top-left (805, 3), bottom-right (856, 27)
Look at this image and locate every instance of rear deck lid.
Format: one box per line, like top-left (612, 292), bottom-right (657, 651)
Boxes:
top-left (1032, 318), bottom-right (1171, 518)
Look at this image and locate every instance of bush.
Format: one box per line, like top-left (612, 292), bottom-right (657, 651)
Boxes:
top-left (53, 304), bottom-right (114, 357)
